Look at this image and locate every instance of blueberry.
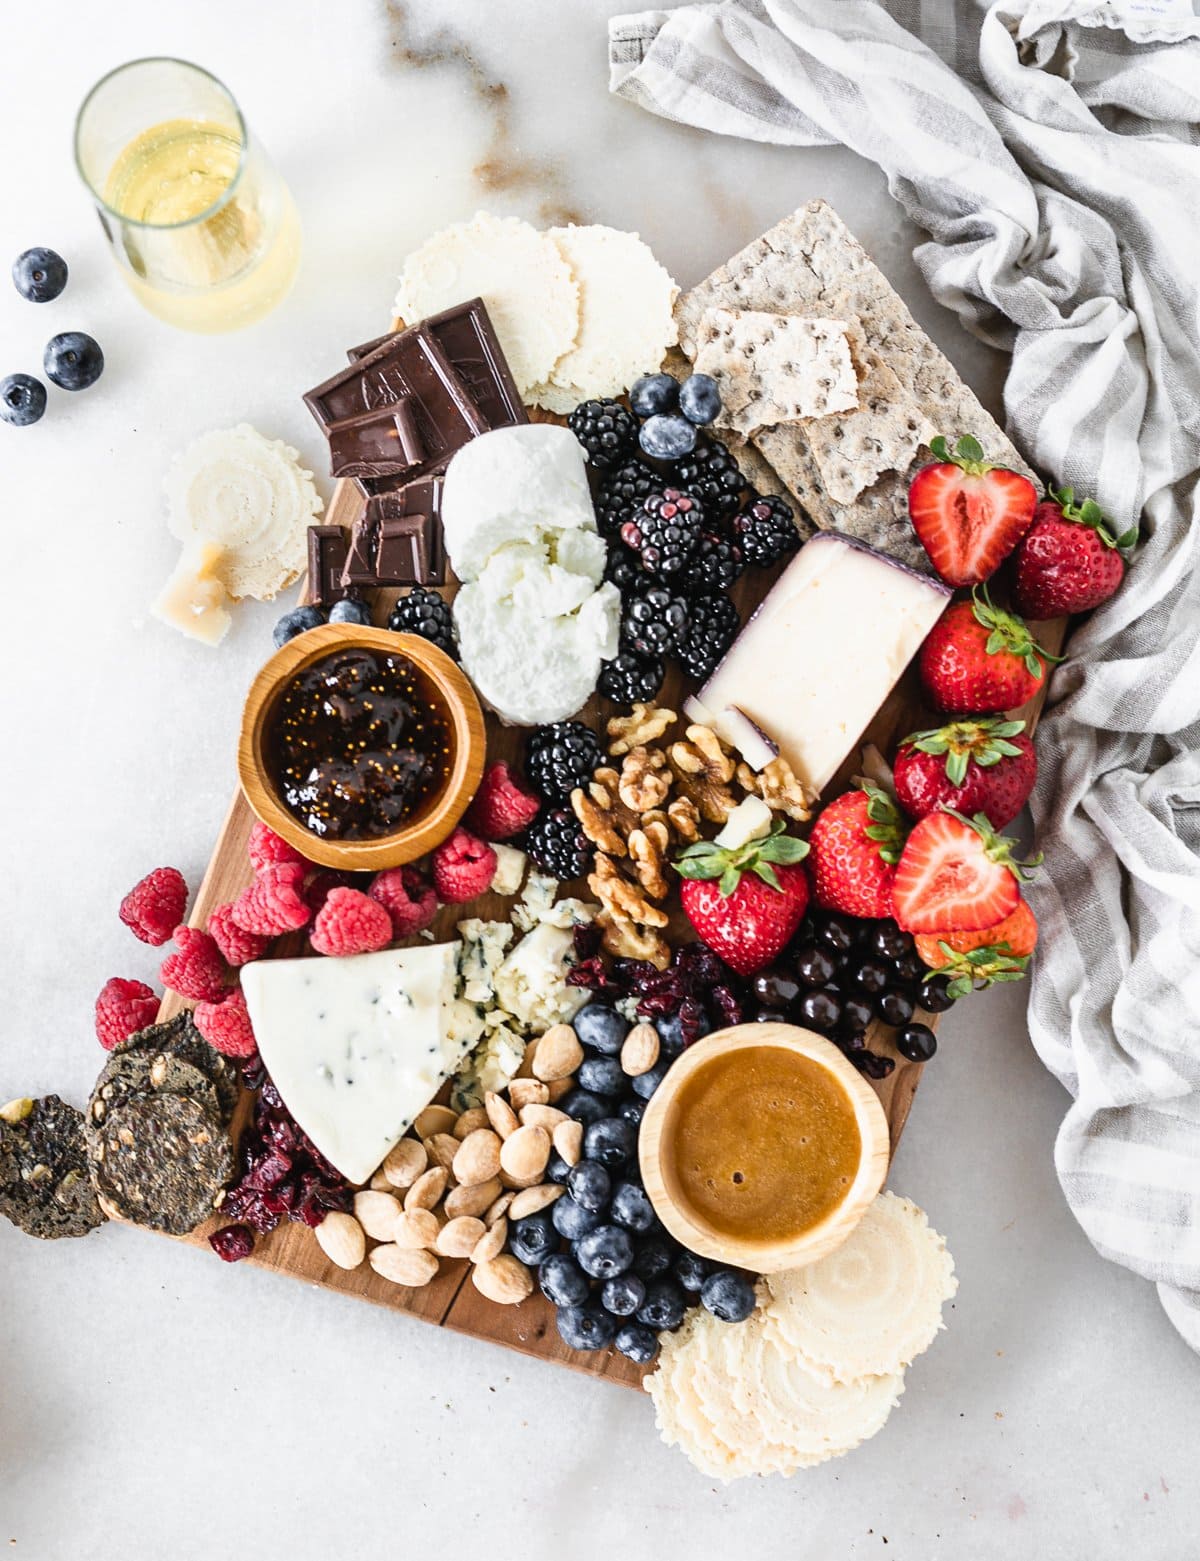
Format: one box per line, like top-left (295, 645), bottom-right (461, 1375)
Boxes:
top-left (43, 331), bottom-right (103, 391)
top-left (610, 1181), bottom-right (655, 1234)
top-left (578, 1055), bottom-right (625, 1097)
top-left (0, 372), bottom-right (46, 427)
top-left (629, 372), bottom-right (679, 418)
top-left (538, 1252), bottom-right (590, 1309)
top-left (12, 247), bottom-right (67, 303)
top-left (674, 1250), bottom-right (710, 1293)
top-left (583, 1116), bottom-right (636, 1169)
top-left (897, 1022), bottom-right (937, 1062)
top-left (575, 1223), bottom-right (634, 1280)
top-left (509, 1209), bottom-right (558, 1266)
top-left (273, 604), bottom-right (327, 648)
top-left (631, 1059), bottom-right (671, 1100)
top-left (567, 1159), bottom-right (611, 1214)
top-left (636, 1277), bottom-right (687, 1332)
top-left (328, 597), bottom-right (371, 625)
top-left (545, 1149), bottom-right (574, 1185)
top-left (654, 1012), bottom-right (698, 1057)
top-left (556, 1302), bottom-right (617, 1352)
top-left (573, 1003), bottom-right (629, 1055)
top-left (631, 1235), bottom-right (675, 1281)
top-left (601, 1272), bottom-right (646, 1317)
top-left (559, 1087), bottom-right (610, 1127)
top-left (700, 1269), bottom-right (757, 1323)
top-left (639, 413), bottom-right (697, 462)
top-left (552, 1193), bottom-right (602, 1243)
top-left (615, 1322), bottom-right (659, 1364)
top-left (678, 373), bottom-right (722, 426)
top-left (617, 1097), bottom-right (646, 1128)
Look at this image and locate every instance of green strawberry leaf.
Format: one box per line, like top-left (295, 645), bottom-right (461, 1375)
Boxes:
top-left (750, 861), bottom-right (782, 892)
top-left (955, 433), bottom-right (986, 465)
top-left (673, 819), bottom-right (808, 899)
top-left (928, 434), bottom-right (951, 462)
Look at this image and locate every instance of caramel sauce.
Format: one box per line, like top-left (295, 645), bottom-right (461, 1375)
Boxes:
top-left (268, 648), bottom-right (449, 840)
top-left (670, 1046), bottom-right (862, 1244)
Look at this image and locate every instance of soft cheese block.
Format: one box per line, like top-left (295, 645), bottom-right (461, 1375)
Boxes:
top-left (686, 534), bottom-right (951, 795)
top-left (240, 942), bottom-right (481, 1185)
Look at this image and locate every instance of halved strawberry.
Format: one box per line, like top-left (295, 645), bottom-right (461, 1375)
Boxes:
top-left (908, 435), bottom-right (1037, 588)
top-left (915, 899), bottom-right (1038, 997)
top-left (891, 810), bottom-right (1039, 933)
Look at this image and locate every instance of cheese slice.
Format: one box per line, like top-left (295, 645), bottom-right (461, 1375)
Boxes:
top-left (687, 534), bottom-right (951, 796)
top-left (152, 541), bottom-right (232, 647)
top-left (240, 942), bottom-right (478, 1185)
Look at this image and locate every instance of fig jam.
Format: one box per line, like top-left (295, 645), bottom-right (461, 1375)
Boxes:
top-left (268, 648), bottom-right (449, 840)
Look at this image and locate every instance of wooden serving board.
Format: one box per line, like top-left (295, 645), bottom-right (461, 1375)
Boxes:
top-left (156, 401), bottom-right (1063, 1392)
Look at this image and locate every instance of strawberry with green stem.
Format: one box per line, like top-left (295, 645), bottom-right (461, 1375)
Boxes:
top-left (919, 587), bottom-right (1059, 714)
top-left (907, 434), bottom-right (1037, 588)
top-left (1013, 487), bottom-right (1137, 620)
top-left (894, 717), bottom-right (1037, 828)
top-left (891, 809), bottom-right (1041, 934)
top-left (674, 821), bottom-right (810, 976)
top-left (807, 782), bottom-right (907, 919)
top-left (915, 898), bottom-right (1038, 998)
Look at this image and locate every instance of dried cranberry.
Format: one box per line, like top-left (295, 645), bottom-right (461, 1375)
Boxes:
top-left (711, 984), bottom-right (743, 1028)
top-left (567, 957), bottom-right (611, 990)
top-left (573, 920), bottom-right (603, 960)
top-left (259, 1079), bottom-right (285, 1111)
top-left (209, 1224), bottom-right (255, 1262)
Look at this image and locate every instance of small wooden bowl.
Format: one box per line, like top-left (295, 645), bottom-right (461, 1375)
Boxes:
top-left (639, 1023), bottom-right (890, 1275)
top-left (238, 623), bottom-right (486, 872)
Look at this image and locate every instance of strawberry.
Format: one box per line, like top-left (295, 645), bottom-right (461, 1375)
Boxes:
top-left (1013, 488), bottom-right (1136, 620)
top-left (894, 717), bottom-right (1036, 828)
top-left (891, 810), bottom-right (1039, 934)
top-left (807, 783), bottom-right (906, 919)
top-left (915, 899), bottom-right (1038, 998)
top-left (919, 589), bottom-right (1056, 714)
top-left (907, 434), bottom-right (1037, 587)
top-left (674, 822), bottom-right (810, 976)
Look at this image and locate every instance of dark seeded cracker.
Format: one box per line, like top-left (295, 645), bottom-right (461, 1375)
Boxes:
top-left (0, 1095), bottom-right (107, 1240)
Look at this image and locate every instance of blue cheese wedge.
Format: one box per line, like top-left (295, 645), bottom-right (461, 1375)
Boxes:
top-left (240, 943), bottom-right (477, 1186)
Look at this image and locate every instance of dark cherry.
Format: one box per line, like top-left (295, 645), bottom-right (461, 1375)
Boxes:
top-left (793, 944), bottom-right (837, 987)
top-left (918, 978), bottom-right (957, 1013)
top-left (752, 968), bottom-right (802, 1009)
top-left (897, 1023), bottom-right (938, 1062)
top-left (818, 916), bottom-right (857, 955)
top-left (841, 996), bottom-right (875, 1034)
top-left (797, 989), bottom-right (841, 1033)
top-left (854, 960), bottom-right (891, 996)
top-left (875, 988), bottom-right (915, 1027)
top-left (865, 921), bottom-right (913, 960)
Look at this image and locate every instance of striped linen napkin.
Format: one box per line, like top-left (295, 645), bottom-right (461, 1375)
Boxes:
top-left (609, 0), bottom-right (1200, 1350)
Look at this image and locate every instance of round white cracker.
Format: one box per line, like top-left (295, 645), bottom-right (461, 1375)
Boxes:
top-left (164, 423), bottom-right (323, 600)
top-left (540, 225), bottom-right (678, 404)
top-left (647, 1319), bottom-right (742, 1481)
top-left (393, 212), bottom-right (578, 395)
top-left (765, 1192), bottom-right (958, 1382)
top-left (696, 1317), bottom-right (817, 1476)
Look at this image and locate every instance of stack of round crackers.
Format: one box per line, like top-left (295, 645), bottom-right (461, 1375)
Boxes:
top-left (393, 211), bottom-right (679, 411)
top-left (646, 1192), bottom-right (957, 1481)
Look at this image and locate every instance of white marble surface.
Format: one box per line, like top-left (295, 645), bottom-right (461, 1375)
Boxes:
top-left (2, 3), bottom-right (1197, 1557)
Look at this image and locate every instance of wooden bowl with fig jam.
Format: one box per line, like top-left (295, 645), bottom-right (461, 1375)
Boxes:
top-left (238, 623), bottom-right (486, 872)
top-left (639, 1023), bottom-right (890, 1275)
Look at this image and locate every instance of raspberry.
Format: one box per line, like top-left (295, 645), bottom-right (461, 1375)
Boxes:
top-left (431, 827), bottom-right (497, 904)
top-left (207, 902), bottom-right (271, 967)
top-left (310, 887), bottom-right (393, 957)
top-left (194, 986), bottom-right (257, 1059)
top-left (94, 977), bottom-right (159, 1051)
top-left (247, 820), bottom-right (312, 874)
top-left (119, 867), bottom-right (188, 947)
top-left (465, 762), bottom-right (541, 841)
top-left (303, 868), bottom-right (356, 917)
top-left (368, 867), bottom-right (439, 939)
top-left (230, 861), bottom-right (312, 937)
top-left (160, 925), bottom-right (228, 1004)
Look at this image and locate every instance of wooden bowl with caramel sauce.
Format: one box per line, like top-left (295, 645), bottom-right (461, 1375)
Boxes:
top-left (238, 623), bottom-right (485, 872)
top-left (639, 1023), bottom-right (890, 1274)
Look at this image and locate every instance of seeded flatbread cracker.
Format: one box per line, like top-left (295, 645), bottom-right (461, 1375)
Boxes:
top-left (693, 308), bottom-right (858, 439)
top-left (89, 1093), bottom-right (233, 1236)
top-left (766, 1192), bottom-right (957, 1382)
top-left (112, 1012), bottom-right (240, 1126)
top-left (0, 1095), bottom-right (106, 1240)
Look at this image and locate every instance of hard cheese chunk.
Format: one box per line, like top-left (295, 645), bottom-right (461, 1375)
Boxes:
top-left (152, 541), bottom-right (232, 647)
top-left (240, 942), bottom-right (475, 1185)
top-left (688, 533), bottom-right (951, 795)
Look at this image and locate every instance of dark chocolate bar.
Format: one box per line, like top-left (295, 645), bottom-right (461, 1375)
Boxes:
top-left (346, 332), bottom-right (397, 365)
top-left (307, 525), bottom-right (351, 605)
top-left (422, 299), bottom-right (526, 432)
top-left (339, 477), bottom-right (446, 589)
top-left (325, 399), bottom-right (427, 480)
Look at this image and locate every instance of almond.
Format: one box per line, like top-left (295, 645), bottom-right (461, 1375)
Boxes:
top-left (519, 1104), bottom-right (569, 1133)
top-left (499, 1124), bottom-right (551, 1186)
top-left (314, 1211), bottom-right (366, 1271)
top-left (453, 1107), bottom-right (490, 1140)
top-left (545, 1076), bottom-right (576, 1104)
top-left (621, 1022), bottom-right (660, 1077)
top-left (508, 1078), bottom-right (550, 1112)
top-left (369, 1244), bottom-right (439, 1288)
top-left (472, 1254), bottom-right (533, 1305)
top-left (484, 1091), bottom-right (520, 1139)
top-left (424, 1132), bottom-right (461, 1172)
top-left (470, 1218), bottom-right (507, 1264)
top-left (531, 1024), bottom-right (584, 1081)
top-left (484, 1190), bottom-right (515, 1225)
top-left (353, 1190), bottom-right (401, 1243)
top-left (436, 1215), bottom-right (487, 1258)
top-left (393, 1208), bottom-right (440, 1249)
top-left (553, 1118), bottom-right (583, 1168)
top-left (452, 1128), bottom-right (503, 1186)
top-left (405, 1166), bottom-right (448, 1212)
top-left (383, 1138), bottom-right (428, 1189)
top-left (413, 1104), bottom-right (458, 1139)
top-left (443, 1177), bottom-right (503, 1220)
top-left (508, 1183), bottom-right (564, 1220)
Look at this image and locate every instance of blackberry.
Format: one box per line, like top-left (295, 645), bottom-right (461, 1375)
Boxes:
top-left (598, 650), bottom-right (665, 706)
top-left (604, 541), bottom-right (642, 596)
top-left (526, 722), bottom-right (603, 801)
top-left (387, 586), bottom-right (457, 659)
top-left (620, 487), bottom-right (703, 580)
top-left (673, 593), bottom-right (739, 682)
top-left (526, 807), bottom-right (593, 880)
top-left (595, 458), bottom-right (658, 539)
top-left (675, 437), bottom-right (746, 520)
top-left (621, 586), bottom-right (689, 660)
top-left (686, 531), bottom-right (744, 594)
top-left (568, 398), bottom-right (637, 471)
top-left (735, 493), bottom-right (800, 568)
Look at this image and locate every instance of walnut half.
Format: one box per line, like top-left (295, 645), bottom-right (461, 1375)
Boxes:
top-left (668, 725), bottom-right (739, 823)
